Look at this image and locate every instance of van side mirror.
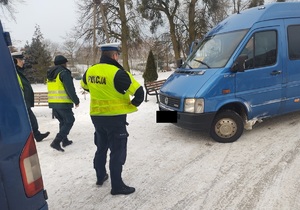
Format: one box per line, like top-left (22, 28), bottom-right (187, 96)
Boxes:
top-left (231, 62), bottom-right (239, 73)
top-left (176, 58), bottom-right (183, 68)
top-left (231, 55), bottom-right (248, 73)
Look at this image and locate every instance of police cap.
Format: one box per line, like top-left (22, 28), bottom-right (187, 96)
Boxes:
top-left (11, 51), bottom-right (24, 59)
top-left (99, 42), bottom-right (121, 52)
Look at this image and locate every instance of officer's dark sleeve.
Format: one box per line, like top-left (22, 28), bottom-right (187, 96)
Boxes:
top-left (82, 71), bottom-right (87, 84)
top-left (81, 71), bottom-right (89, 92)
top-left (131, 86), bottom-right (144, 107)
top-left (114, 70), bottom-right (131, 94)
top-left (114, 70), bottom-right (144, 107)
top-left (60, 70), bottom-right (80, 105)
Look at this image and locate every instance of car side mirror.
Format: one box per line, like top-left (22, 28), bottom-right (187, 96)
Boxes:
top-left (176, 58), bottom-right (183, 68)
top-left (231, 55), bottom-right (248, 73)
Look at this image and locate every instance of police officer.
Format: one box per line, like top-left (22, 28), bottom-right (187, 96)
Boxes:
top-left (81, 43), bottom-right (144, 195)
top-left (47, 55), bottom-right (80, 152)
top-left (12, 52), bottom-right (50, 142)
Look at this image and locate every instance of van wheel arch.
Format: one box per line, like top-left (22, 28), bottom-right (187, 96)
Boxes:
top-left (218, 103), bottom-right (248, 120)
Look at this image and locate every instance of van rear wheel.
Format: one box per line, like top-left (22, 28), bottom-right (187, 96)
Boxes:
top-left (210, 110), bottom-right (244, 143)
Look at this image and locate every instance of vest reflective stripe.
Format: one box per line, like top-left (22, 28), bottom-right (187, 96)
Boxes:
top-left (17, 74), bottom-right (24, 98)
top-left (17, 74), bottom-right (23, 90)
top-left (91, 99), bottom-right (137, 116)
top-left (85, 64), bottom-right (140, 116)
top-left (47, 72), bottom-right (72, 103)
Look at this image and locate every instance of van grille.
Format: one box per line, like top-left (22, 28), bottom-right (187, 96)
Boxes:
top-left (159, 94), bottom-right (181, 109)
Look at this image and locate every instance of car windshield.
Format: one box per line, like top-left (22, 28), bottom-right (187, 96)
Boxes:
top-left (184, 29), bottom-right (248, 69)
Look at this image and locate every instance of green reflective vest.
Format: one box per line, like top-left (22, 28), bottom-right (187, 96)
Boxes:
top-left (82, 64), bottom-right (140, 116)
top-left (47, 72), bottom-right (73, 104)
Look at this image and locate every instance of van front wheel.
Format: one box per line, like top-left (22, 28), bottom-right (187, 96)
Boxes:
top-left (210, 110), bottom-right (244, 143)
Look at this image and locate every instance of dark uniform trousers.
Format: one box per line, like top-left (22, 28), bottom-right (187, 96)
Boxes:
top-left (91, 116), bottom-right (128, 189)
top-left (27, 107), bottom-right (40, 137)
top-left (52, 108), bottom-right (75, 139)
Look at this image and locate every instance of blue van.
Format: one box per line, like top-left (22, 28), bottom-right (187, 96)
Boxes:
top-left (158, 2), bottom-right (300, 143)
top-left (0, 21), bottom-right (48, 209)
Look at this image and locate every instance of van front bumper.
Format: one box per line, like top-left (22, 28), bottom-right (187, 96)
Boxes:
top-left (158, 107), bottom-right (216, 131)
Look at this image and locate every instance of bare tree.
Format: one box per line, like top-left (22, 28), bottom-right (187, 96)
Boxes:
top-left (62, 40), bottom-right (78, 67)
top-left (248, 0), bottom-right (264, 8)
top-left (0, 0), bottom-right (24, 20)
top-left (175, 0), bottom-right (229, 58)
top-left (138, 0), bottom-right (228, 62)
top-left (44, 39), bottom-right (61, 59)
top-left (138, 0), bottom-right (181, 63)
top-left (75, 0), bottom-right (142, 72)
top-left (231, 0), bottom-right (266, 12)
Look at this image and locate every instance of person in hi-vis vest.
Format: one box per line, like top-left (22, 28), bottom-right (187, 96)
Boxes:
top-left (47, 55), bottom-right (80, 152)
top-left (11, 51), bottom-right (50, 142)
top-left (81, 43), bottom-right (144, 195)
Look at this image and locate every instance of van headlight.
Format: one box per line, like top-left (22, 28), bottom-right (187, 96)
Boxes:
top-left (184, 98), bottom-right (204, 113)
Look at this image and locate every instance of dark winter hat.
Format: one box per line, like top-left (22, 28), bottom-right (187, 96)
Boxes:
top-left (54, 55), bottom-right (68, 65)
top-left (99, 42), bottom-right (121, 52)
top-left (11, 51), bottom-right (24, 59)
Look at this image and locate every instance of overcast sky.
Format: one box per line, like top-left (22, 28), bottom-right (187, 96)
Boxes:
top-left (1, 0), bottom-right (293, 50)
top-left (1, 0), bottom-right (78, 48)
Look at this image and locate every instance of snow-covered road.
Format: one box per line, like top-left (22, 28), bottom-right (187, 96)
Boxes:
top-left (33, 71), bottom-right (300, 210)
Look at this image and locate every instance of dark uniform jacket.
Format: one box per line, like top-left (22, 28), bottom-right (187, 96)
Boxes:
top-left (16, 65), bottom-right (34, 108)
top-left (82, 55), bottom-right (144, 126)
top-left (47, 65), bottom-right (79, 109)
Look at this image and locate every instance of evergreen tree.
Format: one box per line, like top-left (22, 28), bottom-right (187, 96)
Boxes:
top-left (143, 50), bottom-right (158, 83)
top-left (24, 25), bottom-right (52, 83)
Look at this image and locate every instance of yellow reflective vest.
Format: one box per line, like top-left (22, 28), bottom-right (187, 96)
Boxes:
top-left (81, 64), bottom-right (140, 116)
top-left (47, 72), bottom-right (73, 104)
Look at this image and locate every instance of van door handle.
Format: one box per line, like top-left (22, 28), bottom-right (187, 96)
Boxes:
top-left (270, 70), bottom-right (282, 75)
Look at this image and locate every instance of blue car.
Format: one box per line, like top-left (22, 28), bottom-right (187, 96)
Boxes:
top-left (0, 20), bottom-right (48, 210)
top-left (159, 2), bottom-right (300, 143)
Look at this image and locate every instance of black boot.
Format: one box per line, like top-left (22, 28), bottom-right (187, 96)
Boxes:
top-left (35, 131), bottom-right (50, 142)
top-left (50, 136), bottom-right (64, 152)
top-left (96, 173), bottom-right (109, 186)
top-left (62, 138), bottom-right (73, 147)
top-left (111, 183), bottom-right (135, 195)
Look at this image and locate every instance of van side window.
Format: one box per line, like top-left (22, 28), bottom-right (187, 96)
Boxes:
top-left (288, 25), bottom-right (300, 60)
top-left (241, 30), bottom-right (277, 70)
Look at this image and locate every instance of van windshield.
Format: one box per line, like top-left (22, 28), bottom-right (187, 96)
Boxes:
top-left (184, 29), bottom-right (248, 69)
